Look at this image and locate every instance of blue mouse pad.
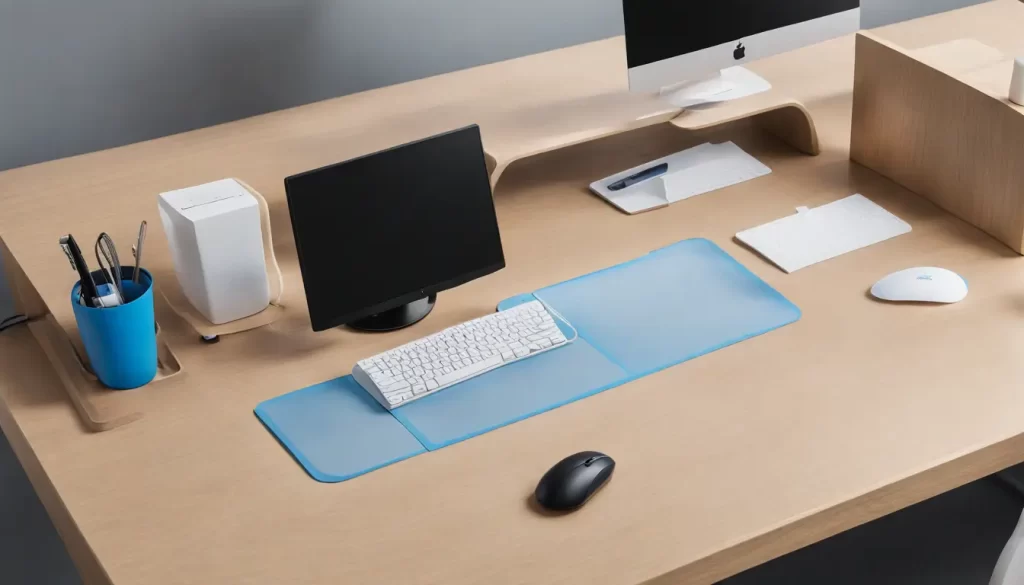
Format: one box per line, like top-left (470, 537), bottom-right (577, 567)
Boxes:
top-left (256, 238), bottom-right (800, 482)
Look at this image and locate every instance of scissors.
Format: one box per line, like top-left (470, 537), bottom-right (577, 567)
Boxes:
top-left (95, 232), bottom-right (125, 304)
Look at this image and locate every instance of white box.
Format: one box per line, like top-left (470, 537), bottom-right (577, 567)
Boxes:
top-left (158, 179), bottom-right (270, 324)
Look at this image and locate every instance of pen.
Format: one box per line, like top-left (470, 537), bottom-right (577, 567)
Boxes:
top-left (59, 234), bottom-right (100, 308)
top-left (132, 221), bottom-right (147, 284)
top-left (607, 163), bottom-right (669, 192)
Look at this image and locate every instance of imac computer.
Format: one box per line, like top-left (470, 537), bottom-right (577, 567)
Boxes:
top-left (285, 125), bottom-right (506, 332)
top-left (624, 0), bottom-right (861, 107)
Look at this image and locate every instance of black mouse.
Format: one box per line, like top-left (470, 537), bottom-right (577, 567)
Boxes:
top-left (534, 451), bottom-right (615, 512)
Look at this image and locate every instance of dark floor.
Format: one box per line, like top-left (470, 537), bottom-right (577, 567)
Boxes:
top-left (0, 428), bottom-right (82, 585)
top-left (1, 423), bottom-right (1021, 585)
top-left (720, 476), bottom-right (1023, 585)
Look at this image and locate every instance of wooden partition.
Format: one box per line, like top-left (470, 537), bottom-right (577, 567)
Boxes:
top-left (851, 32), bottom-right (1024, 253)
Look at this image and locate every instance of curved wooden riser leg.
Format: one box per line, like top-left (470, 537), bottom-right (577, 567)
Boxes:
top-left (755, 104), bottom-right (820, 155)
top-left (489, 161), bottom-right (510, 190)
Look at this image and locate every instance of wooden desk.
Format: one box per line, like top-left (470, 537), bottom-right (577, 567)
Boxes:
top-left (3, 2), bottom-right (1024, 584)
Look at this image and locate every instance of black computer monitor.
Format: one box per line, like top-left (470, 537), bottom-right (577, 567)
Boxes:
top-left (285, 125), bottom-right (505, 332)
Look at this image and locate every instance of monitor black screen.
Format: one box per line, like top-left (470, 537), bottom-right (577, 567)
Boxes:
top-left (623, 0), bottom-right (860, 69)
top-left (285, 125), bottom-right (505, 331)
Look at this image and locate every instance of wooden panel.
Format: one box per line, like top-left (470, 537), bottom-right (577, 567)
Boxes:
top-left (850, 31), bottom-right (1024, 253)
top-left (0, 327), bottom-right (114, 585)
top-left (0, 235), bottom-right (47, 319)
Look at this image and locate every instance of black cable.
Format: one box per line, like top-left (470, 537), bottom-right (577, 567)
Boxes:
top-left (0, 314), bottom-right (28, 333)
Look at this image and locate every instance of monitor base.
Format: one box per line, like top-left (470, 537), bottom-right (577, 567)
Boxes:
top-left (346, 295), bottom-right (437, 332)
top-left (661, 67), bottom-right (771, 109)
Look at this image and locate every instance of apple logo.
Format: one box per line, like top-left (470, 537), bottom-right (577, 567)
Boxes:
top-left (734, 42), bottom-right (746, 60)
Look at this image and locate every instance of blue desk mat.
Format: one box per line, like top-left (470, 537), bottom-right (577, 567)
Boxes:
top-left (254, 377), bottom-right (426, 483)
top-left (255, 238), bottom-right (800, 482)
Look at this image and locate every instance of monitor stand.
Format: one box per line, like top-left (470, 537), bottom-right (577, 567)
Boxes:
top-left (661, 66), bottom-right (772, 109)
top-left (347, 295), bottom-right (437, 332)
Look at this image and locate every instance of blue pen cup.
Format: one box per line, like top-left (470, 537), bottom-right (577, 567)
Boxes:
top-left (71, 268), bottom-right (157, 390)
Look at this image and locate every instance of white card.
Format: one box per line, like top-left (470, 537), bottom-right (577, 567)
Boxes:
top-left (735, 194), bottom-right (912, 273)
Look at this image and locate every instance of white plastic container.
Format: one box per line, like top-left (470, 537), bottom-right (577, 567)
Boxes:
top-left (158, 179), bottom-right (270, 324)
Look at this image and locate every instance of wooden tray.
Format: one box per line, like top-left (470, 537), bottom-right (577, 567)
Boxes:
top-left (28, 313), bottom-right (182, 432)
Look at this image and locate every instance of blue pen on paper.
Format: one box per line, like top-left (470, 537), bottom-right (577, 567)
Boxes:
top-left (607, 163), bottom-right (669, 192)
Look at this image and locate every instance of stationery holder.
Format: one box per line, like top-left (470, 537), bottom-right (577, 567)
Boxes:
top-left (72, 268), bottom-right (159, 389)
top-left (154, 178), bottom-right (286, 342)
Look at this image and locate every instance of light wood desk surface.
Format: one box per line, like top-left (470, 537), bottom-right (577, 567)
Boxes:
top-left (3, 2), bottom-right (1024, 584)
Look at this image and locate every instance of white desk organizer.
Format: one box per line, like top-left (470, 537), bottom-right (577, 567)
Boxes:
top-left (154, 179), bottom-right (286, 341)
top-left (589, 141), bottom-right (771, 215)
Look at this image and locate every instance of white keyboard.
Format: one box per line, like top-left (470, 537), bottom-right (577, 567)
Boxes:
top-left (352, 300), bottom-right (570, 409)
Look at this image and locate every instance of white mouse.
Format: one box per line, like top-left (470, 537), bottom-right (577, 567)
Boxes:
top-left (871, 267), bottom-right (968, 304)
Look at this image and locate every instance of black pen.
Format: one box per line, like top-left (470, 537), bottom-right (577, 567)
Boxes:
top-left (59, 234), bottom-right (100, 307)
top-left (607, 162), bottom-right (669, 192)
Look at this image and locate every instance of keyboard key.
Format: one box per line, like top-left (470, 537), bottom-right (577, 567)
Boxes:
top-left (435, 355), bottom-right (503, 386)
top-left (383, 380), bottom-right (411, 394)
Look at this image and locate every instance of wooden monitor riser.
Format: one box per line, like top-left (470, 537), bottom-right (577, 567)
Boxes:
top-left (486, 89), bottom-right (819, 187)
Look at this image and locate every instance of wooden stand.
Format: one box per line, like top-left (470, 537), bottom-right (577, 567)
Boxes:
top-left (851, 32), bottom-right (1024, 254)
top-left (27, 314), bottom-right (182, 432)
top-left (484, 88), bottom-right (819, 188)
top-left (153, 178), bottom-right (286, 339)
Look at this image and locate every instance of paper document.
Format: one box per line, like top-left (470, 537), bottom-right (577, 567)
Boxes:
top-left (735, 194), bottom-right (911, 273)
top-left (590, 142), bottom-right (771, 215)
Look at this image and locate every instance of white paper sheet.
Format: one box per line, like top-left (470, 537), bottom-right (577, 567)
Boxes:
top-left (735, 194), bottom-right (912, 273)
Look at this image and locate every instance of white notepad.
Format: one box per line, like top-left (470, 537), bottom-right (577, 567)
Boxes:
top-left (590, 142), bottom-right (771, 214)
top-left (735, 194), bottom-right (912, 273)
